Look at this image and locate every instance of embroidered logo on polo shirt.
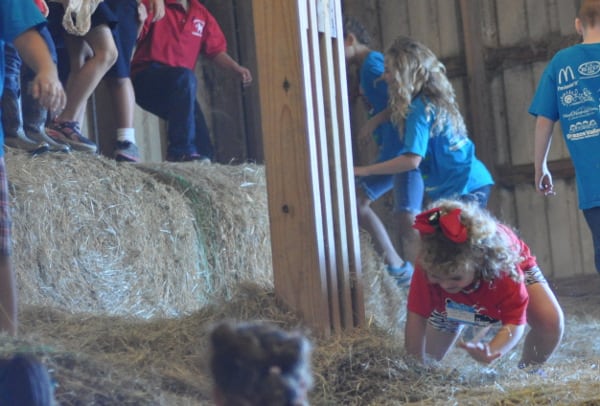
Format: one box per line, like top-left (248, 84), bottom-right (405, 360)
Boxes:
top-left (192, 18), bottom-right (205, 37)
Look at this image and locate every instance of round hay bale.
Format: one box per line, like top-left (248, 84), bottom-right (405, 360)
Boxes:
top-left (8, 149), bottom-right (204, 318)
top-left (135, 162), bottom-right (274, 300)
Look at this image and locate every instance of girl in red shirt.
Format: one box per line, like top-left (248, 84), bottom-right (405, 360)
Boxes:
top-left (405, 199), bottom-right (564, 368)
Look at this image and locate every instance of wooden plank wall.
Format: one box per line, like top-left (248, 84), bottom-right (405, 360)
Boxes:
top-left (88, 0), bottom-right (595, 279)
top-left (342, 0), bottom-right (595, 278)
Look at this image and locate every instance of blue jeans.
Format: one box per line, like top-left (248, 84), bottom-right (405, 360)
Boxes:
top-left (4, 43), bottom-right (21, 100)
top-left (132, 63), bottom-right (213, 159)
top-left (5, 26), bottom-right (57, 94)
top-left (583, 206), bottom-right (600, 274)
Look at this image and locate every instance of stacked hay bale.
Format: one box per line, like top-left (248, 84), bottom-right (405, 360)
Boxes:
top-left (8, 150), bottom-right (273, 318)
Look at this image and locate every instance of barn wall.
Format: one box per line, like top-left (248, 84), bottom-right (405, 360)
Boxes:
top-left (87, 0), bottom-right (593, 279)
top-left (342, 0), bottom-right (594, 278)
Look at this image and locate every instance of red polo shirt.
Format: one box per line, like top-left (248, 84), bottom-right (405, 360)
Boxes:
top-left (131, 0), bottom-right (227, 76)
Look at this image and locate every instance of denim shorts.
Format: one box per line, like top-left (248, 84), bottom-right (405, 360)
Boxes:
top-left (357, 168), bottom-right (424, 213)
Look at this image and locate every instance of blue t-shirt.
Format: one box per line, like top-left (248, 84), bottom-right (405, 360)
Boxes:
top-left (360, 51), bottom-right (402, 161)
top-left (529, 43), bottom-right (600, 210)
top-left (400, 96), bottom-right (493, 200)
top-left (0, 0), bottom-right (46, 156)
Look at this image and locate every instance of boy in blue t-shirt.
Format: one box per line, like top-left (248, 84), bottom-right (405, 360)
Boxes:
top-left (529, 0), bottom-right (600, 274)
top-left (0, 0), bottom-right (66, 334)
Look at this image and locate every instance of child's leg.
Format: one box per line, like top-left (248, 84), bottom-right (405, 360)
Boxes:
top-left (104, 0), bottom-right (139, 160)
top-left (520, 268), bottom-right (564, 366)
top-left (193, 100), bottom-right (213, 160)
top-left (133, 65), bottom-right (198, 160)
top-left (355, 182), bottom-right (407, 271)
top-left (105, 77), bottom-right (135, 131)
top-left (59, 26), bottom-right (117, 123)
top-left (1, 43), bottom-right (37, 150)
top-left (0, 158), bottom-right (16, 335)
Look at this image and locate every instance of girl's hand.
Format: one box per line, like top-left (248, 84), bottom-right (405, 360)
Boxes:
top-left (458, 340), bottom-right (502, 364)
top-left (535, 170), bottom-right (555, 196)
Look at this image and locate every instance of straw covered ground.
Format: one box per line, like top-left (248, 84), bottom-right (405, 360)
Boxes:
top-left (2, 148), bottom-right (600, 405)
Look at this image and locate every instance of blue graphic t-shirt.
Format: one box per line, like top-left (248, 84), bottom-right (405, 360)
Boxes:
top-left (0, 0), bottom-right (46, 157)
top-left (360, 51), bottom-right (403, 161)
top-left (529, 43), bottom-right (600, 210)
top-left (400, 97), bottom-right (493, 200)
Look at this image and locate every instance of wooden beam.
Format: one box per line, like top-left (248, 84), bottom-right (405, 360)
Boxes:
top-left (252, 0), bottom-right (364, 335)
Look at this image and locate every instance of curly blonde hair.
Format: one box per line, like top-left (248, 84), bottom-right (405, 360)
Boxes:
top-left (384, 36), bottom-right (466, 138)
top-left (416, 199), bottom-right (522, 283)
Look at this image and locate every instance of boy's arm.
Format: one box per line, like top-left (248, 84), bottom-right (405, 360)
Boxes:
top-left (13, 28), bottom-right (66, 114)
top-left (211, 51), bottom-right (253, 86)
top-left (533, 116), bottom-right (556, 196)
top-left (405, 311), bottom-right (428, 362)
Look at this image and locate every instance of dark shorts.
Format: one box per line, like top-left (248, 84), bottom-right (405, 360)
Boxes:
top-left (0, 158), bottom-right (12, 257)
top-left (105, 0), bottom-right (139, 78)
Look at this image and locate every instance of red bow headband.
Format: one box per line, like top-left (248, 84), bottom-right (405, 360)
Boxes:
top-left (413, 207), bottom-right (468, 243)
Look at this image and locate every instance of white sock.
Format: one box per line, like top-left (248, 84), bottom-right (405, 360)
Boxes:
top-left (116, 128), bottom-right (136, 144)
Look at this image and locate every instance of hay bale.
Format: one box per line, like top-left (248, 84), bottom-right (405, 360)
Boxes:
top-left (136, 162), bottom-right (273, 300)
top-left (10, 148), bottom-right (600, 405)
top-left (8, 149), bottom-right (205, 318)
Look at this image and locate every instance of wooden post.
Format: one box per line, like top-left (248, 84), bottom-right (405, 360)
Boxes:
top-left (252, 0), bottom-right (365, 335)
top-left (459, 0), bottom-right (498, 209)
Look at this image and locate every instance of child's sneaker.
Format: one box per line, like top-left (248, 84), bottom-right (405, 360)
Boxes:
top-left (387, 261), bottom-right (414, 287)
top-left (46, 120), bottom-right (97, 153)
top-left (115, 141), bottom-right (140, 162)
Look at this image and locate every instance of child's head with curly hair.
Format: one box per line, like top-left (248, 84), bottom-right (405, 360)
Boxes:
top-left (414, 199), bottom-right (522, 291)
